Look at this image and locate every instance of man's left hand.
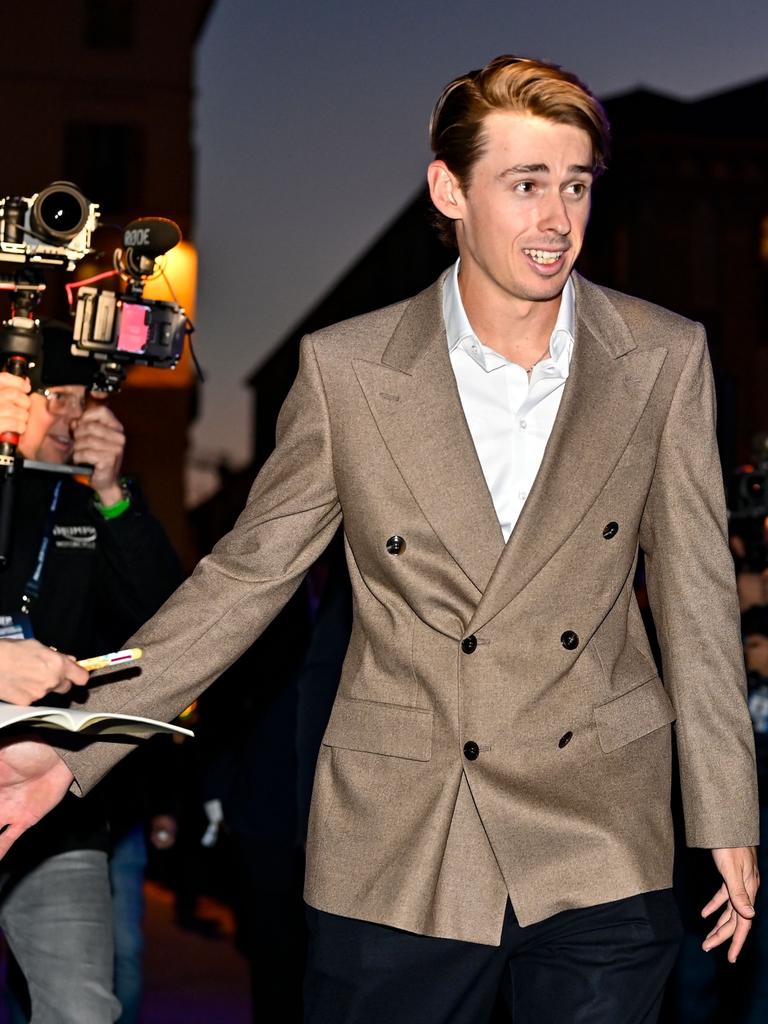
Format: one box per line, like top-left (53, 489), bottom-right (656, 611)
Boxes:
top-left (72, 402), bottom-right (126, 506)
top-left (702, 847), bottom-right (759, 962)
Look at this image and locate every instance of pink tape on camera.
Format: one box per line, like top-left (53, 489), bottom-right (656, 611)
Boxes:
top-left (117, 303), bottom-right (150, 353)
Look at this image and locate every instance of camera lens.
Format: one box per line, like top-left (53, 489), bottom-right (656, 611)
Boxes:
top-left (31, 182), bottom-right (89, 241)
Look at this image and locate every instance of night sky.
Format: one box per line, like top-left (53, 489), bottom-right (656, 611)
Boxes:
top-left (189, 0), bottom-right (768, 500)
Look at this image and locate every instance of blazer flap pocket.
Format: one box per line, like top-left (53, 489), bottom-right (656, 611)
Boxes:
top-left (323, 697), bottom-right (433, 761)
top-left (594, 676), bottom-right (676, 753)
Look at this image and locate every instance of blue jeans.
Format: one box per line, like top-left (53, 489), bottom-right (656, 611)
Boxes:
top-left (0, 849), bottom-right (120, 1023)
top-left (109, 826), bottom-right (148, 1024)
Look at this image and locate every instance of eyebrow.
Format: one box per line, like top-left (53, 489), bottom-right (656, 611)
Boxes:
top-left (498, 163), bottom-right (594, 177)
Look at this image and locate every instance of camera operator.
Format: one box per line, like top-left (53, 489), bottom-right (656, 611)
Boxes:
top-left (0, 371), bottom-right (90, 702)
top-left (0, 325), bottom-right (184, 1024)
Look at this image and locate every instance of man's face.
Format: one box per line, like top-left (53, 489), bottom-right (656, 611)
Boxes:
top-left (432, 112), bottom-right (594, 304)
top-left (19, 385), bottom-right (86, 463)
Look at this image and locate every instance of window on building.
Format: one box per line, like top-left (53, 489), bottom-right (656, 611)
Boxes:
top-left (63, 123), bottom-right (145, 214)
top-left (83, 0), bottom-right (134, 50)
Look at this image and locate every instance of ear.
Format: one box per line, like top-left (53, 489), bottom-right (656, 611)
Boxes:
top-left (427, 160), bottom-right (463, 223)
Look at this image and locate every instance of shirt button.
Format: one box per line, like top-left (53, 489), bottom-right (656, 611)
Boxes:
top-left (461, 635), bottom-right (478, 654)
top-left (519, 419), bottom-right (527, 430)
top-left (463, 741), bottom-right (480, 761)
top-left (518, 491), bottom-right (527, 500)
top-left (558, 731), bottom-right (573, 748)
top-left (386, 535), bottom-right (406, 555)
top-left (602, 522), bottom-right (619, 539)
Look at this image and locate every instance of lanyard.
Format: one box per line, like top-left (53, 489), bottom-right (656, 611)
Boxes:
top-left (20, 480), bottom-right (62, 615)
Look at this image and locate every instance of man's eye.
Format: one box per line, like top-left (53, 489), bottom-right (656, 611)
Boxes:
top-left (515, 181), bottom-right (536, 194)
top-left (565, 182), bottom-right (590, 197)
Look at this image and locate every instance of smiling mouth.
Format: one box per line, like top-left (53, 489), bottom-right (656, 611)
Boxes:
top-left (522, 248), bottom-right (566, 266)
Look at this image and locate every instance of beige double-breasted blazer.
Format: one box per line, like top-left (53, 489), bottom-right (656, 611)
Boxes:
top-left (65, 271), bottom-right (759, 946)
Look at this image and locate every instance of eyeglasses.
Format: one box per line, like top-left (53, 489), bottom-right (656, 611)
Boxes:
top-left (36, 389), bottom-right (87, 415)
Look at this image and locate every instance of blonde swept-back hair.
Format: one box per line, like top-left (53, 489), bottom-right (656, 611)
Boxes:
top-left (429, 55), bottom-right (611, 246)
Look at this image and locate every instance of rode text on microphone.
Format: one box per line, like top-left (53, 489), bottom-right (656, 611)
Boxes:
top-left (72, 216), bottom-right (188, 392)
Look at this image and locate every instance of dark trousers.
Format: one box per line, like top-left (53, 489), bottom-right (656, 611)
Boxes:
top-left (304, 889), bottom-right (682, 1024)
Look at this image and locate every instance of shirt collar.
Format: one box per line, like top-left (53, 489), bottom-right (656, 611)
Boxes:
top-left (442, 259), bottom-right (575, 371)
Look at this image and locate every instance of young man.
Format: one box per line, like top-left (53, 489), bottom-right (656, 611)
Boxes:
top-left (0, 57), bottom-right (759, 1023)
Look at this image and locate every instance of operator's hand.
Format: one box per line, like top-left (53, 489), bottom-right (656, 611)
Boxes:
top-left (0, 738), bottom-right (74, 859)
top-left (0, 373), bottom-right (31, 438)
top-left (0, 639), bottom-right (89, 703)
top-left (72, 400), bottom-right (125, 506)
top-left (702, 847), bottom-right (760, 962)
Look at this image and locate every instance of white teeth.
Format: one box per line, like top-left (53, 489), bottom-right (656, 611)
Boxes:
top-left (523, 249), bottom-right (564, 264)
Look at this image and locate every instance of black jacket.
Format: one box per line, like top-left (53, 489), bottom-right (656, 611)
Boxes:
top-left (0, 467), bottom-right (184, 868)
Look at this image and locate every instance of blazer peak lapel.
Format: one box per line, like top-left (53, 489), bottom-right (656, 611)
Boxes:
top-left (353, 278), bottom-right (504, 596)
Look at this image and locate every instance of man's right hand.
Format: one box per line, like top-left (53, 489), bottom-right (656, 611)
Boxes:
top-left (0, 372), bottom-right (31, 438)
top-left (0, 739), bottom-right (74, 858)
top-left (0, 639), bottom-right (89, 704)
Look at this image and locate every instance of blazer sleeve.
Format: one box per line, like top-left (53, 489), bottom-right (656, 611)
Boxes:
top-left (638, 323), bottom-right (759, 848)
top-left (61, 335), bottom-right (342, 795)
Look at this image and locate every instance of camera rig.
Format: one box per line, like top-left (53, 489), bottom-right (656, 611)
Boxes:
top-left (0, 181), bottom-right (99, 468)
top-left (0, 181), bottom-right (192, 565)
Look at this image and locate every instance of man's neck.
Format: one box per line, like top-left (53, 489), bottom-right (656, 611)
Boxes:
top-left (457, 263), bottom-right (564, 365)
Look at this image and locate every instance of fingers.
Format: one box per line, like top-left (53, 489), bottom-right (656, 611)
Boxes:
top-left (706, 848), bottom-right (760, 962)
top-left (76, 404), bottom-right (124, 433)
top-left (0, 373), bottom-right (31, 394)
top-left (49, 651), bottom-right (90, 694)
top-left (0, 641), bottom-right (90, 703)
top-left (0, 379), bottom-right (32, 436)
top-left (72, 411), bottom-right (125, 493)
top-left (703, 902), bottom-right (753, 963)
top-left (701, 882), bottom-right (729, 919)
top-left (61, 656), bottom-right (89, 689)
top-left (73, 421), bottom-right (125, 454)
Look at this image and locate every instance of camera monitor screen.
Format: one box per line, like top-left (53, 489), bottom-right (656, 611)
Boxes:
top-left (116, 302), bottom-right (151, 353)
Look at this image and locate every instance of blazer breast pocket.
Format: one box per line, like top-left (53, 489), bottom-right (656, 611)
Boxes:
top-left (322, 696), bottom-right (433, 762)
top-left (593, 675), bottom-right (676, 753)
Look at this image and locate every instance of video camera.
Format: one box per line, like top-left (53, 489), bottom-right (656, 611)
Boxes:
top-left (0, 181), bottom-right (98, 269)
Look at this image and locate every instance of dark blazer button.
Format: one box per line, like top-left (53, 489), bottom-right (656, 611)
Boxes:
top-left (463, 741), bottom-right (479, 761)
top-left (602, 522), bottom-right (619, 539)
top-left (461, 635), bottom-right (478, 654)
top-left (560, 630), bottom-right (579, 650)
top-left (386, 535), bottom-right (406, 555)
top-left (558, 731), bottom-right (573, 748)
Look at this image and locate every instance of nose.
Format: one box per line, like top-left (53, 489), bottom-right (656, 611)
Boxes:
top-left (537, 192), bottom-right (571, 237)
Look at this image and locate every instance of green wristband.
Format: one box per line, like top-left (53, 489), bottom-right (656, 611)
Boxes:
top-left (95, 494), bottom-right (131, 520)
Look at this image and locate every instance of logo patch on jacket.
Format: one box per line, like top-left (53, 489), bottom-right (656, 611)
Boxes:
top-left (53, 524), bottom-right (97, 550)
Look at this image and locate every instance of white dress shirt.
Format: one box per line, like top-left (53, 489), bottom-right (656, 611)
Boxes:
top-left (443, 260), bottom-right (575, 542)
